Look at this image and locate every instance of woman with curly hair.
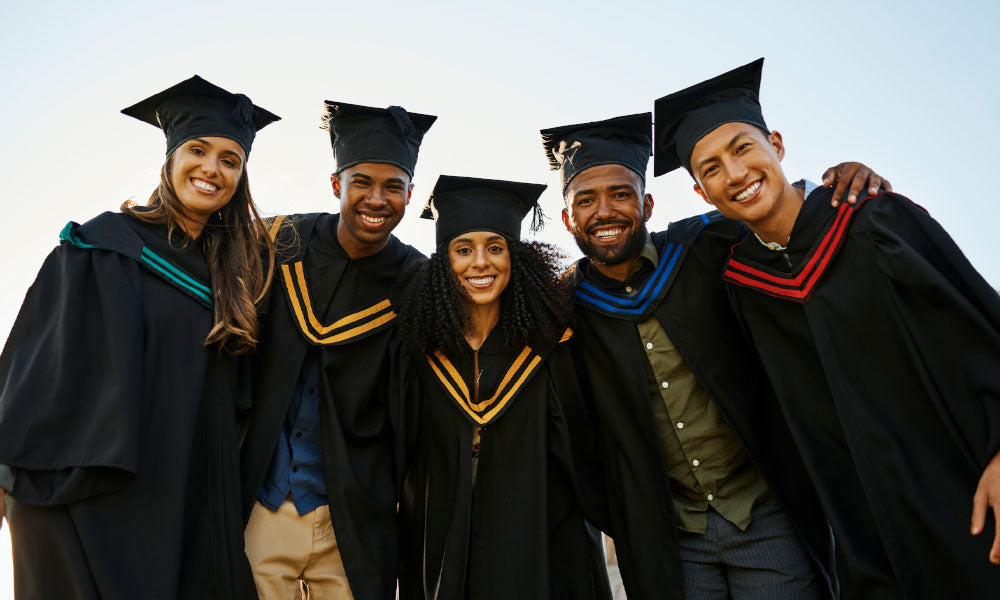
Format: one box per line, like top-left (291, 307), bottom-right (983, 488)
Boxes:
top-left (391, 175), bottom-right (611, 600)
top-left (0, 76), bottom-right (278, 599)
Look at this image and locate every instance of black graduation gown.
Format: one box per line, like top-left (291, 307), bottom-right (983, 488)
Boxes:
top-left (390, 327), bottom-right (612, 600)
top-left (568, 214), bottom-right (838, 599)
top-left (722, 188), bottom-right (1000, 598)
top-left (0, 212), bottom-right (255, 599)
top-left (240, 213), bottom-right (423, 600)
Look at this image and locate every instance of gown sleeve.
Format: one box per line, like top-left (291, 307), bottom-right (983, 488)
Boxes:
top-left (545, 338), bottom-right (613, 535)
top-left (868, 194), bottom-right (1000, 465)
top-left (0, 243), bottom-right (145, 504)
top-left (386, 333), bottom-right (423, 489)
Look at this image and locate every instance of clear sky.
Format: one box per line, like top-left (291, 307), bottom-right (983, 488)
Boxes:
top-left (1, 0), bottom-right (998, 594)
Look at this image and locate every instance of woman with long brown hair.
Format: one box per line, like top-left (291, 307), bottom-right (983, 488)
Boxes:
top-left (0, 76), bottom-right (278, 599)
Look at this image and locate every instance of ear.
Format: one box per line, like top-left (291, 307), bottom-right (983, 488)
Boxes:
top-left (331, 173), bottom-right (342, 199)
top-left (693, 183), bottom-right (712, 205)
top-left (642, 193), bottom-right (654, 222)
top-left (406, 182), bottom-right (414, 206)
top-left (561, 207), bottom-right (573, 234)
top-left (768, 130), bottom-right (785, 161)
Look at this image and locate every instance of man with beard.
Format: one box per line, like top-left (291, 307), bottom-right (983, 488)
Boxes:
top-left (656, 58), bottom-right (1000, 598)
top-left (241, 102), bottom-right (434, 600)
top-left (541, 113), bottom-right (889, 599)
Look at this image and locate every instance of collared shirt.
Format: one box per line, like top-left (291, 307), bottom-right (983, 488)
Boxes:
top-left (622, 236), bottom-right (771, 533)
top-left (258, 349), bottom-right (328, 515)
top-left (0, 464), bottom-right (14, 492)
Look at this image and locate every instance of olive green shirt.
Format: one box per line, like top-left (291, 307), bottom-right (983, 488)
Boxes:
top-left (628, 237), bottom-right (771, 534)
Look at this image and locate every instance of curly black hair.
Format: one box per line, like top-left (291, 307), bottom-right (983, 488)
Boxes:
top-left (394, 240), bottom-right (573, 356)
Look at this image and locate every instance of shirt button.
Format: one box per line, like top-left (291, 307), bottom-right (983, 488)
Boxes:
top-left (676, 422), bottom-right (684, 429)
top-left (308, 388), bottom-right (316, 395)
top-left (706, 494), bottom-right (714, 501)
top-left (292, 466), bottom-right (299, 473)
top-left (661, 381), bottom-right (669, 389)
top-left (645, 342), bottom-right (653, 350)
top-left (295, 432), bottom-right (303, 439)
top-left (625, 286), bottom-right (633, 293)
top-left (692, 459), bottom-right (700, 467)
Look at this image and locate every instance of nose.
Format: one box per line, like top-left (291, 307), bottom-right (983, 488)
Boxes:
top-left (594, 195), bottom-right (615, 220)
top-left (723, 156), bottom-right (749, 186)
top-left (365, 185), bottom-right (387, 207)
top-left (473, 247), bottom-right (489, 268)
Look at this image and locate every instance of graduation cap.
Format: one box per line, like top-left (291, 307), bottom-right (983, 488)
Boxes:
top-left (121, 75), bottom-right (280, 157)
top-left (540, 113), bottom-right (651, 192)
top-left (653, 58), bottom-right (768, 176)
top-left (420, 175), bottom-right (547, 247)
top-left (321, 102), bottom-right (436, 178)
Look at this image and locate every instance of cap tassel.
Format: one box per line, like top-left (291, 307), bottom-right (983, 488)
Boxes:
top-left (529, 204), bottom-right (546, 234)
top-left (387, 106), bottom-right (415, 136)
top-left (231, 94), bottom-right (253, 126)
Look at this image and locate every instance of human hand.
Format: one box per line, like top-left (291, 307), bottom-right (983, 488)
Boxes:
top-left (971, 450), bottom-right (1000, 564)
top-left (821, 162), bottom-right (893, 208)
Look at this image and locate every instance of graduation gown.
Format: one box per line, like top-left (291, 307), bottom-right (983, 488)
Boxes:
top-left (722, 188), bottom-right (1000, 598)
top-left (0, 211), bottom-right (255, 600)
top-left (240, 213), bottom-right (423, 600)
top-left (390, 326), bottom-right (612, 600)
top-left (568, 215), bottom-right (838, 599)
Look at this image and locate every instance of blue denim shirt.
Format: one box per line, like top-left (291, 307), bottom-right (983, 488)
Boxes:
top-left (258, 350), bottom-right (328, 515)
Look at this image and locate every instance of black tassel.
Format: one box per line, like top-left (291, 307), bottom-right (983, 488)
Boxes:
top-left (387, 106), bottom-right (415, 136)
top-left (231, 94), bottom-right (253, 126)
top-left (529, 204), bottom-right (546, 234)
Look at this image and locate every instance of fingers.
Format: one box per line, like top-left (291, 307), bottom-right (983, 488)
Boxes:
top-left (992, 512), bottom-right (1000, 564)
top-left (844, 167), bottom-right (874, 205)
top-left (821, 167), bottom-right (836, 188)
top-left (829, 162), bottom-right (861, 207)
top-left (972, 483), bottom-right (988, 535)
top-left (882, 177), bottom-right (893, 193)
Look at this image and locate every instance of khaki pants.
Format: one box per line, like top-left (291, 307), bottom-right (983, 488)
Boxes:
top-left (245, 499), bottom-right (355, 600)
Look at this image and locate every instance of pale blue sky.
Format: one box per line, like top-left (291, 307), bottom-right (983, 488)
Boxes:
top-left (1, 0), bottom-right (998, 593)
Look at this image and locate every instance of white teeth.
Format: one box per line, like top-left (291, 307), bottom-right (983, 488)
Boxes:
top-left (467, 276), bottom-right (495, 286)
top-left (595, 228), bottom-right (622, 239)
top-left (734, 181), bottom-right (761, 202)
top-left (360, 214), bottom-right (386, 224)
top-left (192, 179), bottom-right (218, 192)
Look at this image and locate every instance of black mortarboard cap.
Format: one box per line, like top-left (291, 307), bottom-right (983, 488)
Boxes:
top-left (540, 112), bottom-right (651, 193)
top-left (121, 75), bottom-right (280, 157)
top-left (420, 176), bottom-right (547, 247)
top-left (653, 58), bottom-right (768, 176)
top-left (322, 102), bottom-right (436, 178)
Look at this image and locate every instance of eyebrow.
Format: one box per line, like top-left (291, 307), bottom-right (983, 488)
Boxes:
top-left (694, 132), bottom-right (754, 171)
top-left (452, 235), bottom-right (505, 244)
top-left (191, 138), bottom-right (244, 162)
top-left (573, 184), bottom-right (636, 198)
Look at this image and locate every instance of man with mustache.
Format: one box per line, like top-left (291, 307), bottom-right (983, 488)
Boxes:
top-left (542, 112), bottom-right (888, 598)
top-left (240, 102), bottom-right (434, 600)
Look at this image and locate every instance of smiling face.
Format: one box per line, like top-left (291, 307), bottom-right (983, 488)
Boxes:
top-left (448, 231), bottom-right (512, 310)
top-left (168, 136), bottom-right (246, 234)
top-left (561, 163), bottom-right (653, 272)
top-left (333, 162), bottom-right (413, 258)
top-left (689, 122), bottom-right (797, 228)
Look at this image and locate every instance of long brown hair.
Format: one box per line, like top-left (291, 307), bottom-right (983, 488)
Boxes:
top-left (122, 152), bottom-right (276, 354)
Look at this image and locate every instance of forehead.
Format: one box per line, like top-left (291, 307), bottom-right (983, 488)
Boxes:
top-left (343, 162), bottom-right (411, 183)
top-left (565, 163), bottom-right (642, 197)
top-left (448, 231), bottom-right (507, 246)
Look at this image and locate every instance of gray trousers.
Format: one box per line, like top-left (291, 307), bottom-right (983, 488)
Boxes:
top-left (678, 500), bottom-right (829, 600)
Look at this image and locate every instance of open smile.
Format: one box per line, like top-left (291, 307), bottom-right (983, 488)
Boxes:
top-left (358, 212), bottom-right (389, 228)
top-left (731, 180), bottom-right (762, 204)
top-left (465, 275), bottom-right (496, 289)
top-left (191, 178), bottom-right (220, 194)
top-left (587, 221), bottom-right (631, 244)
